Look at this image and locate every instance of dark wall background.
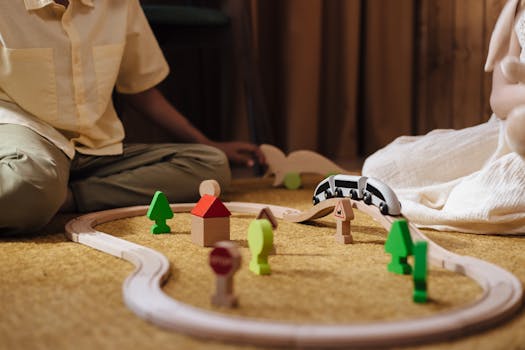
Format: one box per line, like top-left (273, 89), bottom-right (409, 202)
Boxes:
top-left (117, 0), bottom-right (233, 143)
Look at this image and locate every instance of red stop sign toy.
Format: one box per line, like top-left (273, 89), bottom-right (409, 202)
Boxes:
top-left (209, 241), bottom-right (241, 308)
top-left (210, 247), bottom-right (235, 275)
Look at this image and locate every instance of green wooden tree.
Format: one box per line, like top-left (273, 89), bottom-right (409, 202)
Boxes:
top-left (385, 219), bottom-right (414, 274)
top-left (413, 241), bottom-right (428, 303)
top-left (147, 191), bottom-right (174, 234)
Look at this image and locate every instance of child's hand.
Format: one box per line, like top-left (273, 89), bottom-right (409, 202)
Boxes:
top-left (500, 56), bottom-right (525, 84)
top-left (211, 141), bottom-right (266, 168)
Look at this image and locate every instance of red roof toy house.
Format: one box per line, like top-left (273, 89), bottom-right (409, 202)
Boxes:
top-left (191, 195), bottom-right (231, 247)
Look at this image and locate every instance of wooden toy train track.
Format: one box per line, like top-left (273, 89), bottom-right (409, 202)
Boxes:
top-left (65, 200), bottom-right (523, 348)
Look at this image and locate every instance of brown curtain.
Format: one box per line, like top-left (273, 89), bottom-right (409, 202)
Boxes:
top-left (416, 0), bottom-right (504, 133)
top-left (225, 0), bottom-right (363, 161)
top-left (225, 0), bottom-right (415, 161)
top-left (225, 0), bottom-right (505, 162)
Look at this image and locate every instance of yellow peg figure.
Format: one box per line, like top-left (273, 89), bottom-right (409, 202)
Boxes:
top-left (248, 219), bottom-right (274, 275)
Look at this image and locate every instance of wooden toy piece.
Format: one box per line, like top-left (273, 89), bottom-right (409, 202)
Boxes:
top-left (413, 241), bottom-right (428, 303)
top-left (65, 200), bottom-right (523, 349)
top-left (385, 219), bottom-right (414, 275)
top-left (333, 199), bottom-right (354, 244)
top-left (199, 179), bottom-right (221, 197)
top-left (311, 175), bottom-right (402, 216)
top-left (362, 177), bottom-right (402, 216)
top-left (146, 191), bottom-right (174, 234)
top-left (226, 201), bottom-right (301, 219)
top-left (248, 219), bottom-right (273, 275)
top-left (256, 207), bottom-right (278, 255)
top-left (283, 172), bottom-right (302, 190)
top-left (209, 241), bottom-right (241, 308)
top-left (313, 175), bottom-right (366, 205)
top-left (260, 144), bottom-right (348, 187)
top-left (191, 195), bottom-right (231, 247)
top-left (283, 197), bottom-right (342, 223)
top-left (256, 207), bottom-right (278, 229)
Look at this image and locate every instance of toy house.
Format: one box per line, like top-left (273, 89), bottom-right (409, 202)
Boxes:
top-left (191, 194), bottom-right (231, 247)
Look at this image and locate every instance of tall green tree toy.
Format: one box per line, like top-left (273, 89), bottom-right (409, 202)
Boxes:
top-left (385, 219), bottom-right (414, 274)
top-left (147, 191), bottom-right (174, 234)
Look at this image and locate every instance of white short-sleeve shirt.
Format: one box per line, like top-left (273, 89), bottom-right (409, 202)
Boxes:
top-left (0, 0), bottom-right (169, 158)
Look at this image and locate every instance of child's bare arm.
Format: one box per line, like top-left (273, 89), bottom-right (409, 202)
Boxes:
top-left (120, 87), bottom-right (265, 167)
top-left (122, 86), bottom-right (209, 143)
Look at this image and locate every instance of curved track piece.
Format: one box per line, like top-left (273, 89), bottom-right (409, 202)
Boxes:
top-left (283, 198), bottom-right (341, 222)
top-left (65, 202), bottom-right (523, 349)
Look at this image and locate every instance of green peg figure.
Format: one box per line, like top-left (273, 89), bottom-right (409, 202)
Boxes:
top-left (413, 241), bottom-right (428, 303)
top-left (147, 191), bottom-right (174, 234)
top-left (248, 219), bottom-right (274, 275)
top-left (385, 219), bottom-right (414, 274)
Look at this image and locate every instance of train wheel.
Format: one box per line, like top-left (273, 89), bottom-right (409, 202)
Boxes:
top-left (312, 196), bottom-right (320, 205)
top-left (379, 202), bottom-right (389, 215)
top-left (350, 189), bottom-right (358, 199)
top-left (324, 189), bottom-right (333, 199)
top-left (334, 188), bottom-right (343, 197)
top-left (363, 192), bottom-right (372, 205)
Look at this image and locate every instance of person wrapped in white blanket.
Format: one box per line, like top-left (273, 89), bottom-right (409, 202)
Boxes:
top-left (362, 0), bottom-right (525, 234)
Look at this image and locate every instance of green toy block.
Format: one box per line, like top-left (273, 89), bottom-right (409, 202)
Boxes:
top-left (385, 219), bottom-right (414, 275)
top-left (248, 219), bottom-right (274, 275)
top-left (147, 191), bottom-right (174, 234)
top-left (413, 283), bottom-right (428, 303)
top-left (283, 172), bottom-right (301, 190)
top-left (413, 241), bottom-right (428, 303)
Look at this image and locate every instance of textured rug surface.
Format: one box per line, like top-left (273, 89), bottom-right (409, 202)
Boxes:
top-left (1, 175), bottom-right (524, 350)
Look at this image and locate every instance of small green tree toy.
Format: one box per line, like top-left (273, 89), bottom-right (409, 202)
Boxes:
top-left (385, 219), bottom-right (414, 274)
top-left (147, 191), bottom-right (174, 234)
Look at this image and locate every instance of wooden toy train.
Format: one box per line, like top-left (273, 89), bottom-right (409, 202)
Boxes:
top-left (313, 175), bottom-right (402, 216)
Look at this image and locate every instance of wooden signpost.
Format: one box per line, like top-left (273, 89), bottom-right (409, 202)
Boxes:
top-left (209, 241), bottom-right (241, 308)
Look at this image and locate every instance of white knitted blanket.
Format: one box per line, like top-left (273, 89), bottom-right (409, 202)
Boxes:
top-left (362, 116), bottom-right (525, 234)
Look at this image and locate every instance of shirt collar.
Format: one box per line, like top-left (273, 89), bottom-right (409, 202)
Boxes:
top-left (24, 0), bottom-right (94, 11)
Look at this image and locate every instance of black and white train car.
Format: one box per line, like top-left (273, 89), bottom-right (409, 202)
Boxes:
top-left (312, 175), bottom-right (402, 216)
top-left (334, 175), bottom-right (368, 200)
top-left (362, 177), bottom-right (402, 216)
top-left (312, 175), bottom-right (367, 204)
top-left (312, 175), bottom-right (336, 204)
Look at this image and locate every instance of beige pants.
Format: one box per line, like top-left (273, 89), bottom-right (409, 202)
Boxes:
top-left (0, 124), bottom-right (231, 235)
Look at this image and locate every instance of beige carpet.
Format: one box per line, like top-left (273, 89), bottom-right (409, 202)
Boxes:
top-left (1, 175), bottom-right (524, 350)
